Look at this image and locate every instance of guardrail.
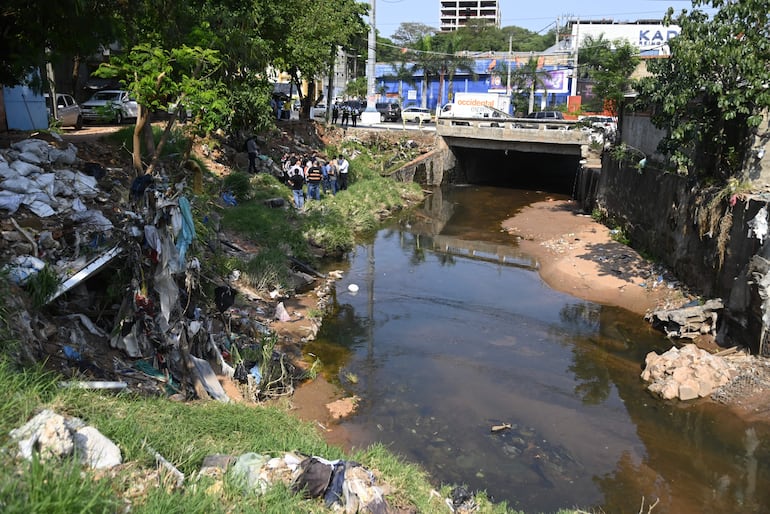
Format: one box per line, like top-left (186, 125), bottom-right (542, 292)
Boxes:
top-left (436, 116), bottom-right (581, 132)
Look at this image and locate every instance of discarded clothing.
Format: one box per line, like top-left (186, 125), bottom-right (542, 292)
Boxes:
top-left (292, 456), bottom-right (339, 498)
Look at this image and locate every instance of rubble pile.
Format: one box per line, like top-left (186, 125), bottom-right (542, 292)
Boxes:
top-left (641, 344), bottom-right (735, 400)
top-left (645, 298), bottom-right (723, 339)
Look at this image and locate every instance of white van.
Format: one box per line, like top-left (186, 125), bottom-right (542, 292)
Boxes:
top-left (439, 103), bottom-right (511, 119)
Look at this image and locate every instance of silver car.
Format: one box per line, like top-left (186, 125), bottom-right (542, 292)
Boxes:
top-left (402, 106), bottom-right (432, 123)
top-left (45, 93), bottom-right (83, 129)
top-left (80, 90), bottom-right (139, 124)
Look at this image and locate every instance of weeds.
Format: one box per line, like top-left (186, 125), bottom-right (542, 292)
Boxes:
top-left (25, 265), bottom-right (60, 308)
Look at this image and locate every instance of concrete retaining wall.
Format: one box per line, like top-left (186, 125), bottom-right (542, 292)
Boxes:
top-left (390, 136), bottom-right (457, 186)
top-left (594, 158), bottom-right (769, 354)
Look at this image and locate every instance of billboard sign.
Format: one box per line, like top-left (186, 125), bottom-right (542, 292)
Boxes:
top-left (572, 23), bottom-right (681, 55)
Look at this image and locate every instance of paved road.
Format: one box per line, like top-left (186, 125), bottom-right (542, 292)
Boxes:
top-left (310, 118), bottom-right (437, 133)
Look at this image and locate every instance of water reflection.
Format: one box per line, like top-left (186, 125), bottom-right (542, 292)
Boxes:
top-left (310, 185), bottom-right (770, 513)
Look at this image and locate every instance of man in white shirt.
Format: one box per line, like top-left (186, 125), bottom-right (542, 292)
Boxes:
top-left (336, 154), bottom-right (349, 190)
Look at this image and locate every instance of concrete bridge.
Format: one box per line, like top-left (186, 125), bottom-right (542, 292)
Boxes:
top-left (436, 116), bottom-right (591, 156)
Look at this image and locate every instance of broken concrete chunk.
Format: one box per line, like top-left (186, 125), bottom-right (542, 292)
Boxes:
top-left (641, 344), bottom-right (735, 401)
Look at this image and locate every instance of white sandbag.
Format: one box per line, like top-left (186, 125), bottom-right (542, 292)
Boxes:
top-left (71, 197), bottom-right (87, 212)
top-left (48, 144), bottom-right (77, 165)
top-left (10, 160), bottom-right (43, 177)
top-left (1, 176), bottom-right (34, 193)
top-left (11, 139), bottom-right (50, 160)
top-left (0, 191), bottom-right (23, 213)
top-left (5, 255), bottom-right (46, 284)
top-left (17, 150), bottom-right (44, 165)
top-left (26, 200), bottom-right (56, 217)
top-left (71, 209), bottom-right (113, 231)
top-left (72, 172), bottom-right (99, 197)
top-left (31, 173), bottom-right (56, 197)
top-left (54, 169), bottom-right (76, 181)
top-left (0, 162), bottom-right (15, 179)
top-left (23, 191), bottom-right (58, 207)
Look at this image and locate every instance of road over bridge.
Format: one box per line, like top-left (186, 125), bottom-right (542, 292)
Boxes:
top-left (433, 116), bottom-right (595, 193)
top-left (436, 116), bottom-right (591, 156)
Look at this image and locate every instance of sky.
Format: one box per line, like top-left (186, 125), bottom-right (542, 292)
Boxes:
top-left (372, 0), bottom-right (706, 37)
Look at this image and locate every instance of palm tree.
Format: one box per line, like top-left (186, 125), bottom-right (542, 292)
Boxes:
top-left (381, 61), bottom-right (417, 105)
top-left (409, 35), bottom-right (442, 109)
top-left (510, 55), bottom-right (549, 114)
top-left (433, 34), bottom-right (477, 107)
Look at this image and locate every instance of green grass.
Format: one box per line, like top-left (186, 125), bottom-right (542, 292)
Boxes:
top-left (0, 358), bottom-right (538, 513)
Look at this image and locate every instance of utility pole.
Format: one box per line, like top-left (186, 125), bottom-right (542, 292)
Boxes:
top-left (571, 19), bottom-right (579, 96)
top-left (361, 0), bottom-right (380, 123)
top-left (506, 35), bottom-right (512, 96)
top-left (555, 16), bottom-right (560, 46)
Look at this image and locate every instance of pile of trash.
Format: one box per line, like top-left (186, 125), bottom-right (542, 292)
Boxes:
top-left (227, 452), bottom-right (390, 513)
top-left (0, 135), bottom-right (319, 403)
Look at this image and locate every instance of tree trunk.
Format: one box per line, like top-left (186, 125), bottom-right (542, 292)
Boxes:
top-left (437, 69), bottom-right (445, 109)
top-left (326, 45), bottom-right (335, 122)
top-left (132, 107), bottom-right (149, 174)
top-left (421, 74), bottom-right (428, 109)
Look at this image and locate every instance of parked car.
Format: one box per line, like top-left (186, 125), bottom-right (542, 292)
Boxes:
top-left (401, 106), bottom-right (432, 123)
top-left (45, 93), bottom-right (83, 129)
top-left (80, 90), bottom-right (139, 124)
top-left (526, 111), bottom-right (564, 120)
top-left (578, 115), bottom-right (617, 133)
top-left (375, 102), bottom-right (401, 122)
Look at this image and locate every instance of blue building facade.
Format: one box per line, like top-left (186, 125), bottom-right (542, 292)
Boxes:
top-left (374, 53), bottom-right (574, 114)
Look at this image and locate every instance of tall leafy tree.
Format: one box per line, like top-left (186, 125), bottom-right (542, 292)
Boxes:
top-left (0, 0), bottom-right (116, 88)
top-left (509, 56), bottom-right (549, 114)
top-left (432, 32), bottom-right (477, 107)
top-left (579, 35), bottom-right (639, 115)
top-left (391, 22), bottom-right (436, 48)
top-left (638, 0), bottom-right (770, 180)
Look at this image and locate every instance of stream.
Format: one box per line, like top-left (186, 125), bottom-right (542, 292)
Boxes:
top-left (306, 185), bottom-right (770, 513)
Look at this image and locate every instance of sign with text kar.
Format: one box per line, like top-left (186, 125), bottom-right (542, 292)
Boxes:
top-left (572, 23), bottom-right (681, 56)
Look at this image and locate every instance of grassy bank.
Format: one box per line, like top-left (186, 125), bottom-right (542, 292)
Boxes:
top-left (0, 358), bottom-right (522, 513)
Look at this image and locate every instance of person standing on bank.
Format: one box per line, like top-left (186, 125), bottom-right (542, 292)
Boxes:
top-left (327, 159), bottom-right (338, 195)
top-left (336, 154), bottom-right (349, 191)
top-left (306, 160), bottom-right (323, 200)
top-left (246, 136), bottom-right (259, 173)
top-left (351, 107), bottom-right (359, 127)
top-left (341, 106), bottom-right (350, 128)
top-left (332, 103), bottom-right (339, 125)
top-left (287, 161), bottom-right (305, 209)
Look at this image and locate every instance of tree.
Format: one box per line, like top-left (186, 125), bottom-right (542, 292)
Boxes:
top-left (579, 35), bottom-right (639, 115)
top-left (0, 0), bottom-right (116, 88)
top-left (638, 0), bottom-right (770, 180)
top-left (381, 62), bottom-right (417, 105)
top-left (431, 32), bottom-right (477, 107)
top-left (95, 44), bottom-right (222, 175)
top-left (271, 0), bottom-right (368, 118)
top-left (509, 56), bottom-right (549, 114)
top-left (391, 22), bottom-right (436, 48)
top-left (346, 76), bottom-right (367, 98)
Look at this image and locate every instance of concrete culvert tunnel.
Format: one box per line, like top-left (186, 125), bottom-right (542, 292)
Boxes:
top-left (451, 147), bottom-right (583, 194)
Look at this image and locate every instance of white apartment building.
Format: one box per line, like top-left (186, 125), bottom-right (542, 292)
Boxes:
top-left (440, 0), bottom-right (501, 31)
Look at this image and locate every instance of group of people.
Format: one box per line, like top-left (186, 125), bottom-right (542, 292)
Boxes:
top-left (280, 153), bottom-right (350, 209)
top-left (331, 103), bottom-right (360, 128)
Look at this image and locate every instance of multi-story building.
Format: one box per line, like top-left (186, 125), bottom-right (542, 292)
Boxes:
top-left (440, 0), bottom-right (500, 32)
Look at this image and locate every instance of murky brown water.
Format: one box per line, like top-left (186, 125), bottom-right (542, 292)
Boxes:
top-left (307, 185), bottom-right (770, 513)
